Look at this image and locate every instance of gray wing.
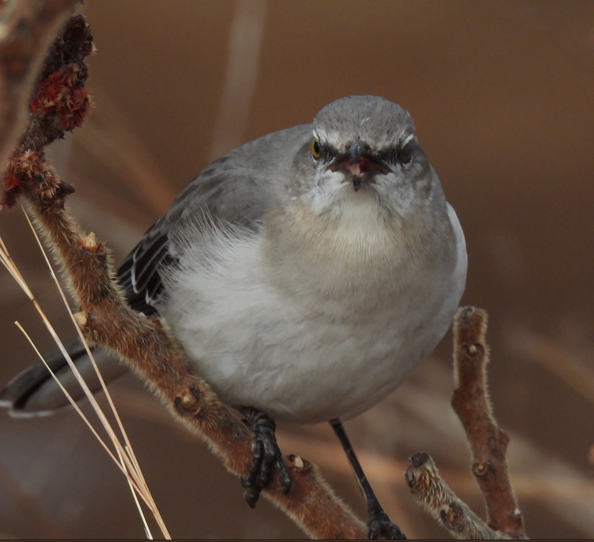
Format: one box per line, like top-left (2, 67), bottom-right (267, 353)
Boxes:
top-left (117, 124), bottom-right (312, 315)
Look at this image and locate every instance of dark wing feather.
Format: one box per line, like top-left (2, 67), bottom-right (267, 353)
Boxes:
top-left (114, 159), bottom-right (263, 316)
top-left (115, 125), bottom-right (312, 315)
top-left (116, 218), bottom-right (175, 315)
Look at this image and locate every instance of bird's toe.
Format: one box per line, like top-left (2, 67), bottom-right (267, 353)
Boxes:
top-left (240, 407), bottom-right (291, 507)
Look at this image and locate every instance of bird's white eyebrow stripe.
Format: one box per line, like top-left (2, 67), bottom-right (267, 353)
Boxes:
top-left (401, 134), bottom-right (414, 147)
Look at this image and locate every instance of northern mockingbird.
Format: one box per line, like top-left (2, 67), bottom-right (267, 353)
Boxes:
top-left (1, 95), bottom-right (467, 539)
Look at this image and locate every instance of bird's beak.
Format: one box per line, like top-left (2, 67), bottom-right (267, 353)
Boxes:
top-left (330, 138), bottom-right (389, 192)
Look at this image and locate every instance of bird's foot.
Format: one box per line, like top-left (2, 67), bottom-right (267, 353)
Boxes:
top-left (240, 407), bottom-right (292, 507)
top-left (367, 510), bottom-right (406, 540)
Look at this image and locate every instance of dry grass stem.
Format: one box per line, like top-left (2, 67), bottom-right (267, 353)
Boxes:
top-left (24, 211), bottom-right (171, 537)
top-left (115, 443), bottom-right (154, 540)
top-left (14, 318), bottom-right (160, 517)
top-left (2, 232), bottom-right (171, 537)
top-left (22, 205), bottom-right (161, 488)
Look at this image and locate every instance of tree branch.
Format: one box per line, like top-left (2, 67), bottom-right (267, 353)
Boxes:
top-left (406, 307), bottom-right (528, 539)
top-left (451, 307), bottom-right (525, 537)
top-left (0, 11), bottom-right (367, 539)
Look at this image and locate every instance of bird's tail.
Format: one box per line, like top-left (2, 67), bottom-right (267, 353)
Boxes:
top-left (0, 338), bottom-right (128, 417)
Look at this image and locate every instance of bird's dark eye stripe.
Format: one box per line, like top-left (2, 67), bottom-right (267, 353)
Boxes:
top-left (379, 141), bottom-right (415, 165)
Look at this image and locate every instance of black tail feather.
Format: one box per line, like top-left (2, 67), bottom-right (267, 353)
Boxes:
top-left (0, 338), bottom-right (128, 417)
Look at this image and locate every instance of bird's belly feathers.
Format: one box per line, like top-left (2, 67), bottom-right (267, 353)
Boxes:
top-left (161, 227), bottom-right (462, 423)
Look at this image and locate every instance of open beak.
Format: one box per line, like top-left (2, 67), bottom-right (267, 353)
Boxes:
top-left (330, 138), bottom-right (389, 191)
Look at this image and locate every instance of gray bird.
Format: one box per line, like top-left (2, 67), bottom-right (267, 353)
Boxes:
top-left (1, 95), bottom-right (467, 539)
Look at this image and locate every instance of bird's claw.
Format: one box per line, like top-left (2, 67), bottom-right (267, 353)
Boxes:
top-left (241, 408), bottom-right (292, 508)
top-left (367, 510), bottom-right (406, 540)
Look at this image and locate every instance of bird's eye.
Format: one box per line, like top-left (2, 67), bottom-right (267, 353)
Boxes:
top-left (312, 139), bottom-right (321, 160)
top-left (397, 142), bottom-right (414, 164)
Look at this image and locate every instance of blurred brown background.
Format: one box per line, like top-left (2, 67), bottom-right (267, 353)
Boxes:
top-left (1, 0), bottom-right (594, 538)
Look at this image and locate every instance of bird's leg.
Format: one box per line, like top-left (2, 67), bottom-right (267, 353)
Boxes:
top-left (330, 418), bottom-right (406, 540)
top-left (240, 407), bottom-right (292, 507)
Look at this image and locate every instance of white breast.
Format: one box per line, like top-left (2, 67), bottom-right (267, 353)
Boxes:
top-left (161, 203), bottom-right (466, 424)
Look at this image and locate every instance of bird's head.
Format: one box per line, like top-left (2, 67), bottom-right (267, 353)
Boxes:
top-left (292, 95), bottom-right (443, 223)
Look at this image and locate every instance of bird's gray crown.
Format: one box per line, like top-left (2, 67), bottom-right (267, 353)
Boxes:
top-left (313, 95), bottom-right (414, 152)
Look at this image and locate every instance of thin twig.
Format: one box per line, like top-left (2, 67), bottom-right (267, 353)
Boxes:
top-left (451, 306), bottom-right (526, 538)
top-left (405, 452), bottom-right (509, 539)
